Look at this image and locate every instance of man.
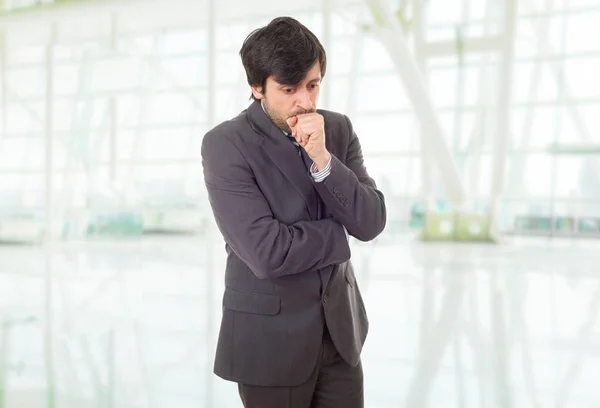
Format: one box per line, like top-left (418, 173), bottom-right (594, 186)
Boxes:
top-left (201, 16), bottom-right (386, 408)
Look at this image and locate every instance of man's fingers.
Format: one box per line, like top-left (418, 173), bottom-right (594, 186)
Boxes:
top-left (295, 126), bottom-right (309, 146)
top-left (302, 133), bottom-right (310, 145)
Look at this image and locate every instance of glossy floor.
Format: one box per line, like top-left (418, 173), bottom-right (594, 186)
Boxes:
top-left (0, 231), bottom-right (599, 407)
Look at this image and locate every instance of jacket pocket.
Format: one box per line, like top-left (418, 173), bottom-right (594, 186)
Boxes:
top-left (223, 287), bottom-right (281, 315)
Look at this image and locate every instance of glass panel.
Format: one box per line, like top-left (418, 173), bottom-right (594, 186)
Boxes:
top-left (137, 128), bottom-right (192, 160)
top-left (325, 77), bottom-right (352, 113)
top-left (6, 66), bottom-right (45, 98)
top-left (511, 106), bottom-right (560, 149)
top-left (215, 86), bottom-right (247, 123)
top-left (6, 102), bottom-right (44, 134)
top-left (506, 153), bottom-right (554, 197)
top-left (161, 29), bottom-right (207, 55)
top-left (351, 114), bottom-right (418, 154)
top-left (146, 93), bottom-right (201, 125)
top-left (354, 74), bottom-right (410, 113)
top-left (563, 57), bottom-right (600, 99)
top-left (567, 103), bottom-right (600, 142)
top-left (463, 153), bottom-right (493, 196)
top-left (6, 45), bottom-right (45, 66)
top-left (362, 156), bottom-right (421, 196)
top-left (361, 37), bottom-right (395, 73)
top-left (514, 61), bottom-right (560, 103)
top-left (426, 0), bottom-right (465, 25)
top-left (566, 12), bottom-right (600, 52)
top-left (515, 17), bottom-right (565, 58)
top-left (0, 138), bottom-right (41, 170)
top-left (327, 38), bottom-right (357, 77)
top-left (90, 57), bottom-right (141, 91)
top-left (54, 63), bottom-right (81, 96)
top-left (457, 111), bottom-right (479, 152)
top-left (429, 67), bottom-right (458, 108)
top-left (154, 56), bottom-right (207, 89)
top-left (215, 52), bottom-right (246, 85)
top-left (331, 13), bottom-right (360, 37)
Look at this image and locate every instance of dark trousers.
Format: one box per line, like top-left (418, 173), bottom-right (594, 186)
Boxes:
top-left (237, 332), bottom-right (364, 408)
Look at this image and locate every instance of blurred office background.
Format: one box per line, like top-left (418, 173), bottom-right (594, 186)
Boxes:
top-left (0, 0), bottom-right (599, 406)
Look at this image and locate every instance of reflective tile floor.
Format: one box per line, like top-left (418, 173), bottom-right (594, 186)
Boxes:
top-left (1, 230), bottom-right (599, 407)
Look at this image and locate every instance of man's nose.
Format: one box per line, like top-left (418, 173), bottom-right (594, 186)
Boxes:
top-left (296, 89), bottom-right (313, 111)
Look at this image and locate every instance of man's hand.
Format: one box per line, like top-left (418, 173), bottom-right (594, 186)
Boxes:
top-left (287, 113), bottom-right (331, 171)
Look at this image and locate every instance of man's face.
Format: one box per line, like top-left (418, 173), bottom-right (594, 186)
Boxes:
top-left (251, 62), bottom-right (321, 133)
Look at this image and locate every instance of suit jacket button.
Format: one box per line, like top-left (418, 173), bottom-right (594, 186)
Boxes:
top-left (323, 294), bottom-right (329, 303)
top-left (333, 186), bottom-right (340, 194)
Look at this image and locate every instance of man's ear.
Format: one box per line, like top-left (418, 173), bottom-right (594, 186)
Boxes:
top-left (251, 85), bottom-right (263, 100)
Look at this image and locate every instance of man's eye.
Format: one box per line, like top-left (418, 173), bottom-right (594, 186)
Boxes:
top-left (284, 88), bottom-right (295, 93)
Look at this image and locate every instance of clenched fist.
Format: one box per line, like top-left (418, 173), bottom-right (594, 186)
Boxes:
top-left (287, 113), bottom-right (331, 171)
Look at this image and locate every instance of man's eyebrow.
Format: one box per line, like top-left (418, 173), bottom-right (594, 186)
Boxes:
top-left (275, 77), bottom-right (321, 87)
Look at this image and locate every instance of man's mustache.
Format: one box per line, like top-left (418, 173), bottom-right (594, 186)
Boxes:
top-left (291, 108), bottom-right (316, 116)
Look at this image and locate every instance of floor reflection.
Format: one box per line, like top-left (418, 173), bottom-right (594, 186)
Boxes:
top-left (0, 232), bottom-right (599, 407)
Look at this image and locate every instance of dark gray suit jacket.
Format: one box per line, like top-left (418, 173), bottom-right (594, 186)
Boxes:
top-left (201, 100), bottom-right (386, 387)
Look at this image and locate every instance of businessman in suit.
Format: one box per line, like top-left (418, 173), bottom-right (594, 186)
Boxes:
top-left (201, 16), bottom-right (386, 408)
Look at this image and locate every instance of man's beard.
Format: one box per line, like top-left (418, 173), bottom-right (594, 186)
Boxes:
top-left (262, 99), bottom-right (315, 133)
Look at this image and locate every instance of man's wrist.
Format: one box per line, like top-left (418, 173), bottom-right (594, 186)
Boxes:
top-left (313, 151), bottom-right (331, 171)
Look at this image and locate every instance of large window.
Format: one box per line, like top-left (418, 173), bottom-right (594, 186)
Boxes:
top-left (1, 0), bottom-right (599, 235)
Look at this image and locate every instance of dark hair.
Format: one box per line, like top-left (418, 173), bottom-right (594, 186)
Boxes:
top-left (239, 16), bottom-right (327, 100)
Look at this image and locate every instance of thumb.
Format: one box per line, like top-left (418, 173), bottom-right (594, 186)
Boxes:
top-left (287, 116), bottom-right (298, 127)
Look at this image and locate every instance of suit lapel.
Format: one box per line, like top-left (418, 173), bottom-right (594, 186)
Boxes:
top-left (248, 101), bottom-right (317, 220)
top-left (260, 138), bottom-right (318, 220)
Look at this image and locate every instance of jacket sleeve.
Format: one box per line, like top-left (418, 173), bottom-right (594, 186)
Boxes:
top-left (201, 131), bottom-right (351, 280)
top-left (313, 115), bottom-right (387, 242)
